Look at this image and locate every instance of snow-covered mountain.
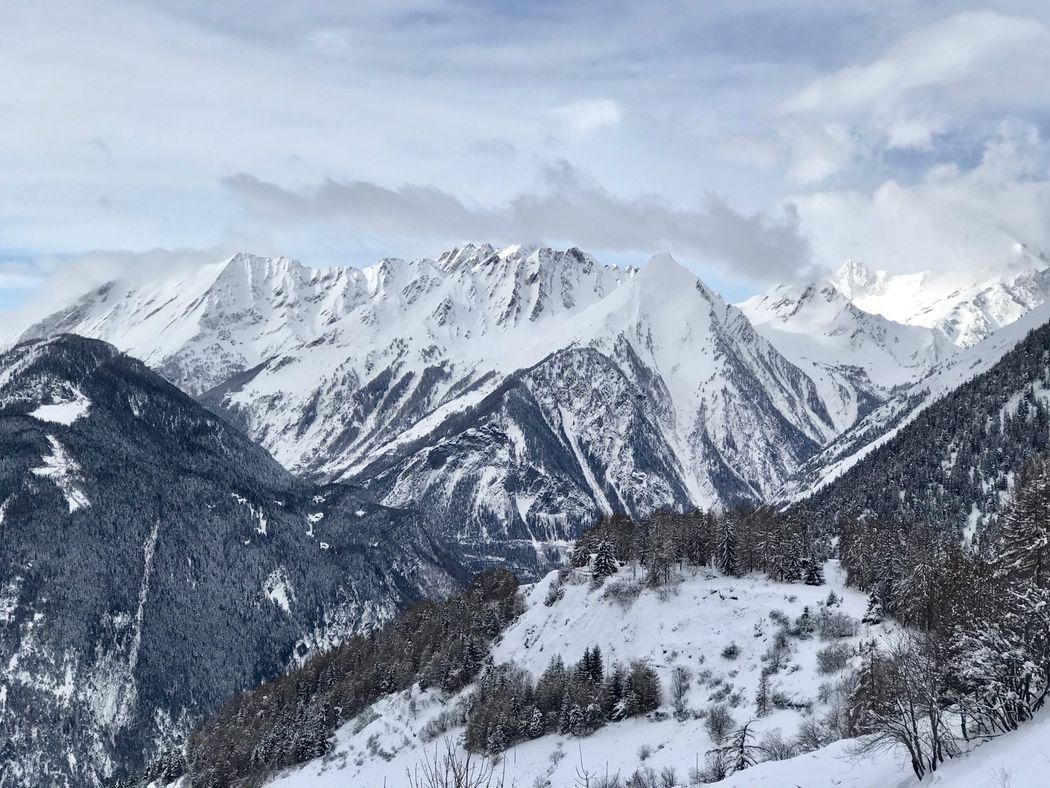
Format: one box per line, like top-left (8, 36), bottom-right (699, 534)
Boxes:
top-left (22, 245), bottom-right (870, 563)
top-left (739, 279), bottom-right (953, 390)
top-left (831, 244), bottom-right (1050, 347)
top-left (0, 335), bottom-right (462, 786)
top-left (775, 299), bottom-right (1050, 525)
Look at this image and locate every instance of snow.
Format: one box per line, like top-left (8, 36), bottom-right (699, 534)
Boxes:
top-left (29, 390), bottom-right (92, 425)
top-left (31, 435), bottom-right (90, 512)
top-left (264, 568), bottom-right (294, 614)
top-left (20, 245), bottom-right (870, 513)
top-left (267, 562), bottom-right (887, 787)
top-left (829, 248), bottom-right (1050, 348)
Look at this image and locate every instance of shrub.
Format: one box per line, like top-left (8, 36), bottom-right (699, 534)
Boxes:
top-left (817, 610), bottom-right (859, 639)
top-left (602, 578), bottom-right (643, 608)
top-left (704, 702), bottom-right (735, 743)
top-left (816, 642), bottom-right (853, 674)
top-left (720, 642), bottom-right (740, 660)
top-left (543, 577), bottom-right (565, 607)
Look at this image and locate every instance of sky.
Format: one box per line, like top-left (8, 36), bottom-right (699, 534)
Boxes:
top-left (2, 1), bottom-right (1050, 333)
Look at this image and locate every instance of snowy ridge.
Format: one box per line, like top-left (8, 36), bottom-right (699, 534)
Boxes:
top-left (22, 246), bottom-right (870, 555)
top-left (830, 244), bottom-right (1050, 348)
top-left (775, 299), bottom-right (1050, 504)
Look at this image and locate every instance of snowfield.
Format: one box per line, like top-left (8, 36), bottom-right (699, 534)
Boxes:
top-left (266, 562), bottom-right (889, 787)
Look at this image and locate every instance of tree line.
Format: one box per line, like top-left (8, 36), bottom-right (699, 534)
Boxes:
top-left (840, 453), bottom-right (1050, 779)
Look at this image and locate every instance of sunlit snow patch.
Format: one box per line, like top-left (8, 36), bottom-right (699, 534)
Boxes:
top-left (29, 390), bottom-right (92, 425)
top-left (264, 568), bottom-right (294, 614)
top-left (32, 435), bottom-right (90, 512)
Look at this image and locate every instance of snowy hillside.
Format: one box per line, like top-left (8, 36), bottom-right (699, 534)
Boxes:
top-left (264, 562), bottom-right (879, 787)
top-left (776, 299), bottom-right (1050, 511)
top-left (22, 246), bottom-right (866, 564)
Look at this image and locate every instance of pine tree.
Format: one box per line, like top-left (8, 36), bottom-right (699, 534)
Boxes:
top-left (998, 455), bottom-right (1050, 588)
top-left (570, 542), bottom-right (591, 569)
top-left (593, 540), bottom-right (618, 578)
top-left (717, 516), bottom-right (737, 576)
top-left (861, 589), bottom-right (885, 625)
top-left (803, 558), bottom-right (825, 586)
top-left (526, 706), bottom-right (545, 739)
top-left (755, 670), bottom-right (771, 717)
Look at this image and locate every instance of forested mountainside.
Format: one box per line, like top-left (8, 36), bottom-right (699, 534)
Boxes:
top-left (794, 313), bottom-right (1050, 538)
top-left (154, 457), bottom-right (1050, 788)
top-left (21, 246), bottom-right (925, 564)
top-left (0, 336), bottom-right (462, 786)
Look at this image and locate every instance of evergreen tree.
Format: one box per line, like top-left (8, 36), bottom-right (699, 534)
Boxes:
top-left (593, 540), bottom-right (618, 578)
top-left (570, 543), bottom-right (591, 569)
top-left (755, 670), bottom-right (771, 717)
top-left (861, 589), bottom-right (885, 625)
top-left (998, 455), bottom-right (1050, 588)
top-left (717, 516), bottom-right (737, 576)
top-left (803, 558), bottom-right (825, 586)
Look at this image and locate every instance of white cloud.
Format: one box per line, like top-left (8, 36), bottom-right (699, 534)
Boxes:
top-left (223, 160), bottom-right (818, 283)
top-left (794, 121), bottom-right (1050, 274)
top-left (779, 10), bottom-right (1050, 180)
top-left (554, 99), bottom-right (624, 134)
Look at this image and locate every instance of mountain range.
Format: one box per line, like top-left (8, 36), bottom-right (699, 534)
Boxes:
top-left (8, 241), bottom-right (1050, 785)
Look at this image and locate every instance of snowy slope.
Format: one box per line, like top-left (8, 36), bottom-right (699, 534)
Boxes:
top-left (265, 561), bottom-right (879, 787)
top-left (831, 244), bottom-right (1050, 348)
top-left (22, 246), bottom-right (859, 560)
top-left (775, 299), bottom-right (1050, 507)
top-left (739, 280), bottom-right (952, 390)
top-left (722, 707), bottom-right (1050, 787)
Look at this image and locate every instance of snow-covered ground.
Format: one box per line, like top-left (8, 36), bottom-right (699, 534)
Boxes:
top-left (266, 562), bottom-right (888, 787)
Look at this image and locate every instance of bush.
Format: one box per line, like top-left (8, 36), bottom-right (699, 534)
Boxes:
top-left (816, 642), bottom-right (853, 674)
top-left (817, 610), bottom-right (859, 639)
top-left (543, 577), bottom-right (565, 607)
top-left (602, 578), bottom-right (643, 608)
top-left (704, 702), bottom-right (734, 743)
top-left (759, 728), bottom-right (798, 761)
top-left (720, 642), bottom-right (740, 660)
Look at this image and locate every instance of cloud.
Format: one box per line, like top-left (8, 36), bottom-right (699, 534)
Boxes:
top-left (223, 160), bottom-right (817, 282)
top-left (469, 138), bottom-right (518, 159)
top-left (554, 99), bottom-right (624, 134)
top-left (778, 10), bottom-right (1050, 182)
top-left (0, 247), bottom-right (227, 341)
top-left (794, 121), bottom-right (1050, 275)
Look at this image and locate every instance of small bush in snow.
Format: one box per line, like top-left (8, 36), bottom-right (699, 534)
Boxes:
top-left (659, 766), bottom-right (678, 788)
top-left (626, 767), bottom-right (658, 788)
top-left (790, 607), bottom-right (815, 639)
top-left (419, 706), bottom-right (466, 743)
top-left (816, 642), bottom-right (853, 674)
top-left (602, 578), bottom-right (643, 608)
top-left (704, 702), bottom-right (735, 743)
top-left (759, 728), bottom-right (798, 761)
top-left (543, 578), bottom-right (564, 607)
top-left (817, 609), bottom-right (859, 639)
top-left (720, 642), bottom-right (740, 660)
top-left (637, 743), bottom-right (653, 761)
top-left (794, 717), bottom-right (825, 753)
top-left (768, 608), bottom-right (789, 627)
